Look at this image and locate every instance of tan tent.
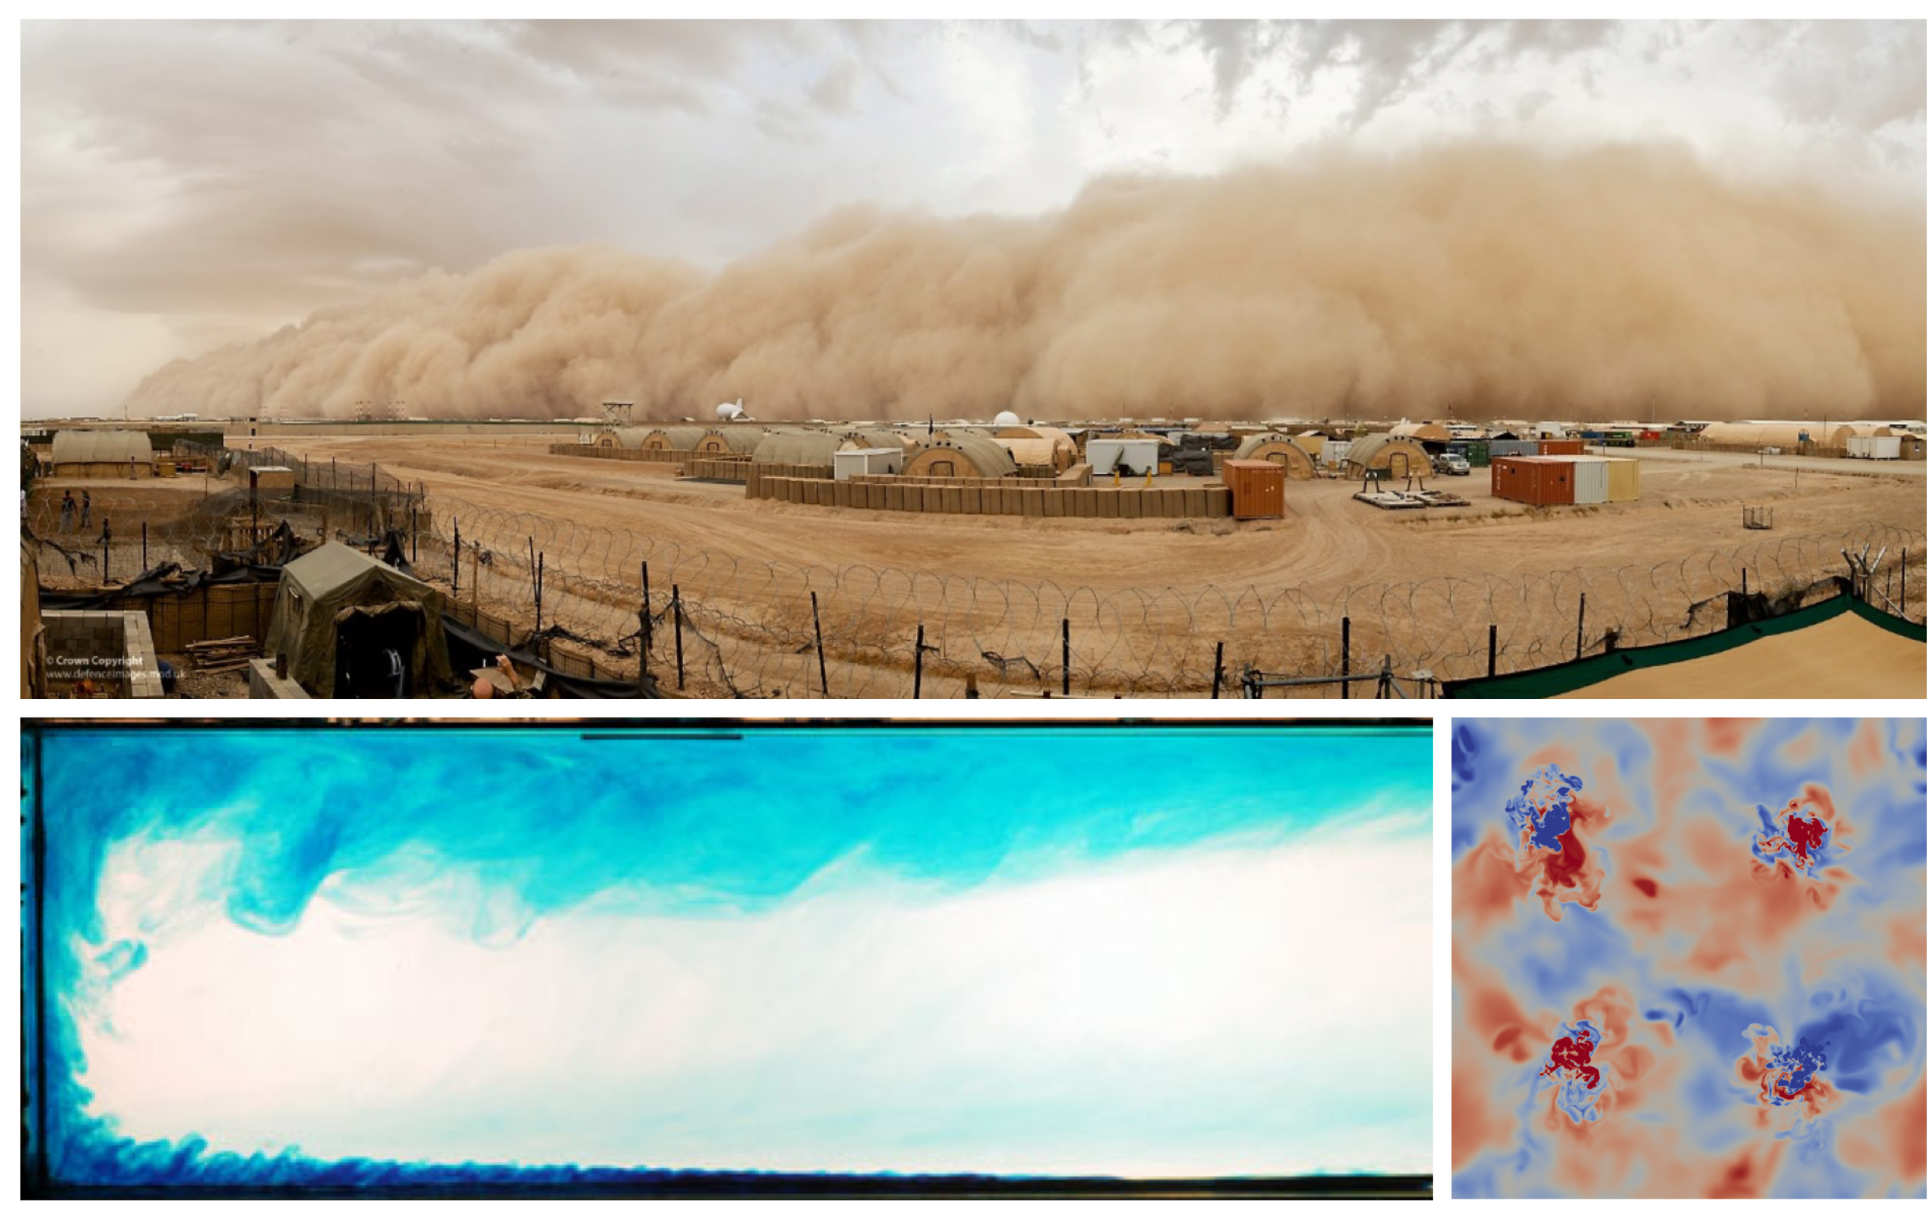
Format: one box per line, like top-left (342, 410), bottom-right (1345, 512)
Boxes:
top-left (1232, 435), bottom-right (1318, 480)
top-left (1695, 421), bottom-right (1840, 450)
top-left (640, 427), bottom-right (706, 452)
top-left (50, 429), bottom-right (155, 478)
top-left (995, 426), bottom-right (1079, 470)
top-left (841, 426), bottom-right (924, 454)
top-left (595, 426), bottom-right (657, 450)
top-left (1345, 434), bottom-right (1432, 479)
top-left (903, 433), bottom-right (1017, 478)
top-left (264, 542), bottom-right (450, 697)
top-left (753, 431), bottom-right (843, 467)
top-left (1291, 431), bottom-right (1328, 456)
top-left (694, 427), bottom-right (762, 455)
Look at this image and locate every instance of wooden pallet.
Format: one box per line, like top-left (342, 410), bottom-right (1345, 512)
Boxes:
top-left (186, 635), bottom-right (256, 673)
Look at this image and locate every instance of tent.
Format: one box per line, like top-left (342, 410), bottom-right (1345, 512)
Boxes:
top-left (1444, 595), bottom-right (1924, 699)
top-left (50, 429), bottom-right (155, 477)
top-left (1231, 435), bottom-right (1318, 479)
top-left (264, 542), bottom-right (450, 697)
top-left (903, 434), bottom-right (1017, 478)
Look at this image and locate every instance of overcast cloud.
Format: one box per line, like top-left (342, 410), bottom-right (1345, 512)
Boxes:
top-left (21, 19), bottom-right (1927, 418)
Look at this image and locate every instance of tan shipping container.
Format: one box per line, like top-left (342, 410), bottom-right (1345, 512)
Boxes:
top-left (1606, 457), bottom-right (1639, 502)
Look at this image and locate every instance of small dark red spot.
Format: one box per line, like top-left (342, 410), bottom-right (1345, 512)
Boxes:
top-left (1632, 877), bottom-right (1657, 897)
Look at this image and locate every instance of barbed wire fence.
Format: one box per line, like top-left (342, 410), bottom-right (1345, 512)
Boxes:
top-left (28, 445), bottom-right (1926, 698)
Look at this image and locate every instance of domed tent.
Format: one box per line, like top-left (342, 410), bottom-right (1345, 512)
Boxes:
top-left (693, 427), bottom-right (762, 455)
top-left (753, 431), bottom-right (843, 468)
top-left (1345, 434), bottom-right (1432, 480)
top-left (639, 427), bottom-right (706, 452)
top-left (902, 433), bottom-right (1016, 478)
top-left (1232, 435), bottom-right (1318, 480)
top-left (263, 542), bottom-right (450, 698)
top-left (50, 429), bottom-right (155, 478)
top-left (595, 426), bottom-right (656, 450)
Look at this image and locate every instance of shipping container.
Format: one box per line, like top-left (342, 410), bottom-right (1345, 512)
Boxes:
top-left (1846, 435), bottom-right (1902, 460)
top-left (1566, 455), bottom-right (1610, 504)
top-left (1222, 459), bottom-right (1286, 520)
top-left (1448, 440), bottom-right (1490, 467)
top-left (1606, 457), bottom-right (1639, 502)
top-left (1490, 456), bottom-right (1575, 506)
top-left (1489, 439), bottom-right (1537, 459)
top-left (1086, 439), bottom-right (1162, 476)
top-left (833, 447), bottom-right (903, 480)
top-left (1537, 439), bottom-right (1585, 456)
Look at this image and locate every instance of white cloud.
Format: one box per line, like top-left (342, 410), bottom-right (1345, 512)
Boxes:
top-left (76, 828), bottom-right (1430, 1178)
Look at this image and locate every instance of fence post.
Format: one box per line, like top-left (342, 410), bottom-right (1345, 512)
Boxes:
top-left (451, 519), bottom-right (460, 592)
top-left (1211, 640), bottom-right (1224, 699)
top-left (914, 622), bottom-right (925, 699)
top-left (811, 590), bottom-right (829, 697)
top-left (1061, 616), bottom-right (1070, 697)
top-left (100, 521), bottom-right (110, 584)
top-left (1576, 592), bottom-right (1586, 660)
top-left (331, 457), bottom-right (336, 490)
top-left (1741, 568), bottom-right (1748, 598)
top-left (672, 584), bottom-right (685, 691)
top-left (1340, 616), bottom-right (1351, 700)
top-left (141, 522), bottom-right (148, 572)
top-left (536, 552), bottom-right (544, 636)
top-left (641, 562), bottom-right (652, 667)
top-left (1487, 623), bottom-right (1497, 678)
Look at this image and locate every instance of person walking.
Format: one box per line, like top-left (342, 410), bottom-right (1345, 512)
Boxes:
top-left (58, 489), bottom-right (74, 533)
top-left (80, 489), bottom-right (92, 530)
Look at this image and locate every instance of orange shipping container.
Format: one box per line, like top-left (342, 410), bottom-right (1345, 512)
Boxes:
top-left (1223, 459), bottom-right (1286, 520)
top-left (1537, 439), bottom-right (1584, 456)
top-left (1491, 456), bottom-right (1575, 506)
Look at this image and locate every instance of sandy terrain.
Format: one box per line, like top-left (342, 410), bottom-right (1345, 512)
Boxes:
top-left (29, 434), bottom-right (1924, 697)
top-left (1558, 611), bottom-right (1925, 698)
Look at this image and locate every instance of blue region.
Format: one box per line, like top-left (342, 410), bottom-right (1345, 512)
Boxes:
top-left (1514, 907), bottom-right (1628, 1001)
top-left (26, 723), bottom-right (1429, 1189)
top-left (1645, 987), bottom-right (1778, 1061)
top-left (1792, 995), bottom-right (1920, 1096)
top-left (1503, 765), bottom-right (1580, 852)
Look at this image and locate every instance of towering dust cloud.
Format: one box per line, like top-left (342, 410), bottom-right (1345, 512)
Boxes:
top-left (124, 142), bottom-right (1925, 422)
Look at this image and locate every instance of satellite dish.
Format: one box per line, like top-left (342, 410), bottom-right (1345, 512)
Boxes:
top-left (993, 409), bottom-right (1021, 427)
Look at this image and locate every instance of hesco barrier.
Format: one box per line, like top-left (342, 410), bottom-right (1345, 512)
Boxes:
top-left (679, 458), bottom-right (753, 483)
top-left (546, 443), bottom-right (719, 464)
top-left (743, 461), bottom-right (834, 494)
top-left (750, 474), bottom-right (1233, 519)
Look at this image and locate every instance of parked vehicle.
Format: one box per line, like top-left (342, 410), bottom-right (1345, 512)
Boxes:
top-left (1435, 452), bottom-right (1471, 476)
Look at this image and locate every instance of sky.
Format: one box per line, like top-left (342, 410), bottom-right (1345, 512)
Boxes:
top-left (29, 724), bottom-right (1431, 1184)
top-left (20, 19), bottom-right (1927, 419)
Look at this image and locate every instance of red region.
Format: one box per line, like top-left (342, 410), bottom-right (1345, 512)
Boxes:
top-left (1543, 1032), bottom-right (1602, 1089)
top-left (1786, 814), bottom-right (1826, 864)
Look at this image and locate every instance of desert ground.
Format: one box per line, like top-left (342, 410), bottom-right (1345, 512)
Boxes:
top-left (28, 434), bottom-right (1925, 697)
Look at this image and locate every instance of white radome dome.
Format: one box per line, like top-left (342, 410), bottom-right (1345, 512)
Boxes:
top-left (716, 401), bottom-right (745, 421)
top-left (994, 409), bottom-right (1022, 427)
